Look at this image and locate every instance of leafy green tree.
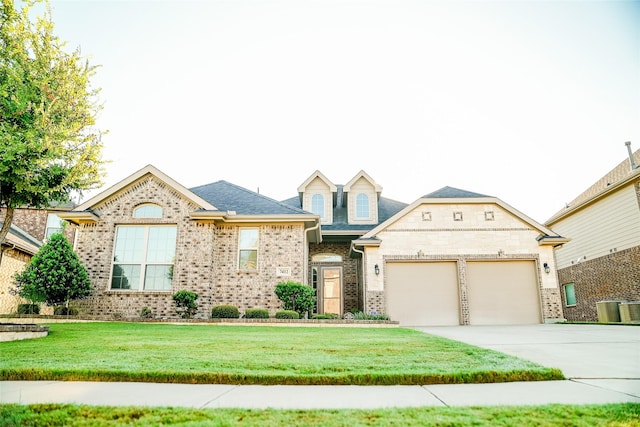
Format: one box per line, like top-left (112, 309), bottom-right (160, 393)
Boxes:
top-left (13, 232), bottom-right (92, 307)
top-left (274, 281), bottom-right (316, 318)
top-left (0, 0), bottom-right (106, 247)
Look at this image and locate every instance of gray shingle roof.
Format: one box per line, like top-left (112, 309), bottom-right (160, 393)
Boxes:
top-left (190, 181), bottom-right (311, 215)
top-left (423, 186), bottom-right (490, 199)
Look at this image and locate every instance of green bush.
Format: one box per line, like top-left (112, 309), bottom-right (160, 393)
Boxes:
top-left (275, 310), bottom-right (299, 319)
top-left (245, 308), bottom-right (269, 319)
top-left (172, 290), bottom-right (198, 319)
top-left (17, 303), bottom-right (40, 315)
top-left (54, 306), bottom-right (78, 316)
top-left (274, 281), bottom-right (316, 318)
top-left (140, 307), bottom-right (153, 318)
top-left (311, 313), bottom-right (339, 319)
top-left (211, 305), bottom-right (240, 319)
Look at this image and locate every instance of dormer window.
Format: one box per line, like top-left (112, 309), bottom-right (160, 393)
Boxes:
top-left (356, 193), bottom-right (369, 218)
top-left (311, 194), bottom-right (324, 219)
top-left (133, 204), bottom-right (162, 218)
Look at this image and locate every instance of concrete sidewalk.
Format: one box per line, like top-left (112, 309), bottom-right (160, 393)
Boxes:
top-left (1, 379), bottom-right (639, 409)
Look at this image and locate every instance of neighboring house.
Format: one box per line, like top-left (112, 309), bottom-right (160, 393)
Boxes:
top-left (545, 145), bottom-right (640, 321)
top-left (57, 164), bottom-right (568, 325)
top-left (351, 187), bottom-right (569, 326)
top-left (0, 223), bottom-right (41, 314)
top-left (0, 204), bottom-right (76, 245)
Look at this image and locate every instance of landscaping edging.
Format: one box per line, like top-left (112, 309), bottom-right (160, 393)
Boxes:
top-left (0, 323), bottom-right (49, 342)
top-left (0, 315), bottom-right (399, 327)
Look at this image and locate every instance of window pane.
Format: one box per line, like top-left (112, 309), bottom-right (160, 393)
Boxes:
top-left (146, 226), bottom-right (177, 263)
top-left (311, 194), bottom-right (324, 217)
top-left (564, 284), bottom-right (576, 306)
top-left (239, 229), bottom-right (258, 249)
top-left (356, 193), bottom-right (369, 218)
top-left (133, 205), bottom-right (162, 218)
top-left (114, 227), bottom-right (145, 263)
top-left (111, 264), bottom-right (140, 289)
top-left (239, 250), bottom-right (257, 270)
top-left (144, 265), bottom-right (173, 290)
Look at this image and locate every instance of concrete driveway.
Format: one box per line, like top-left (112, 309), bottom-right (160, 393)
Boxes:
top-left (414, 324), bottom-right (640, 379)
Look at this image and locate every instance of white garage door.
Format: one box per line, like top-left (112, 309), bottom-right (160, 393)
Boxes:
top-left (386, 262), bottom-right (460, 326)
top-left (467, 261), bottom-right (541, 325)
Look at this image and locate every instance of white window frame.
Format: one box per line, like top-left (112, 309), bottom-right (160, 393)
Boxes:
top-left (111, 224), bottom-right (177, 291)
top-left (238, 228), bottom-right (259, 271)
top-left (133, 203), bottom-right (163, 218)
top-left (355, 193), bottom-right (369, 219)
top-left (311, 194), bottom-right (324, 219)
top-left (45, 213), bottom-right (64, 239)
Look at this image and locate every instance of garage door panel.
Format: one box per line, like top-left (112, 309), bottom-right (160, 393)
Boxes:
top-left (467, 261), bottom-right (540, 325)
top-left (386, 262), bottom-right (459, 326)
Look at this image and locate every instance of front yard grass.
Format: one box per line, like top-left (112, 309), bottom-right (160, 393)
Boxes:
top-left (2, 403), bottom-right (639, 426)
top-left (0, 322), bottom-right (563, 385)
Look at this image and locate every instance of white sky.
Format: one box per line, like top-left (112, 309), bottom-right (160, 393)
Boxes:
top-left (44, 0), bottom-right (639, 223)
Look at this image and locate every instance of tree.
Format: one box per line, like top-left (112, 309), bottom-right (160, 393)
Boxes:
top-left (13, 232), bottom-right (92, 307)
top-left (0, 0), bottom-right (106, 247)
top-left (274, 281), bottom-right (316, 318)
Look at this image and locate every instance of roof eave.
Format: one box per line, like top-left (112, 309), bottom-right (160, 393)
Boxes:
top-left (57, 211), bottom-right (101, 225)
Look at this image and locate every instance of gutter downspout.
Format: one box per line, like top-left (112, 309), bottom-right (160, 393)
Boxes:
top-left (351, 244), bottom-right (366, 313)
top-left (302, 221), bottom-right (321, 285)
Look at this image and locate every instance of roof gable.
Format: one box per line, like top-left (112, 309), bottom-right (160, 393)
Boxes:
top-left (343, 170), bottom-right (382, 193)
top-left (296, 170), bottom-right (337, 193)
top-left (73, 165), bottom-right (217, 212)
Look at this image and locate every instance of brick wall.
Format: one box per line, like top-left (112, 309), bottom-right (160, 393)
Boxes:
top-left (0, 248), bottom-right (29, 314)
top-left (71, 176), bottom-right (307, 319)
top-left (558, 245), bottom-right (640, 321)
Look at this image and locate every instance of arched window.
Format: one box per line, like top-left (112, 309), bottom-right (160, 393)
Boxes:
top-left (356, 193), bottom-right (369, 218)
top-left (311, 194), bottom-right (324, 218)
top-left (133, 204), bottom-right (163, 218)
top-left (312, 253), bottom-right (343, 263)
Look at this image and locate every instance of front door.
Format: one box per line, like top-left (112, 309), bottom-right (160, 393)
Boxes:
top-left (321, 267), bottom-right (342, 315)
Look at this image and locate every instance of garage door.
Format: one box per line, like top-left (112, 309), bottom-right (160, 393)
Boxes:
top-left (467, 261), bottom-right (541, 325)
top-left (386, 262), bottom-right (459, 326)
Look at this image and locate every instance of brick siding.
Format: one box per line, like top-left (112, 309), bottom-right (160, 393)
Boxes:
top-left (71, 176), bottom-right (306, 319)
top-left (0, 208), bottom-right (75, 244)
top-left (558, 245), bottom-right (640, 321)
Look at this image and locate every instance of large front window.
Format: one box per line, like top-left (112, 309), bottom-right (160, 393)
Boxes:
top-left (238, 228), bottom-right (259, 270)
top-left (111, 225), bottom-right (177, 290)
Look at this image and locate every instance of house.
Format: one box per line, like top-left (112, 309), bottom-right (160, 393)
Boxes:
top-left (545, 144), bottom-right (640, 321)
top-left (56, 164), bottom-right (567, 324)
top-left (0, 204), bottom-right (76, 245)
top-left (0, 223), bottom-right (42, 314)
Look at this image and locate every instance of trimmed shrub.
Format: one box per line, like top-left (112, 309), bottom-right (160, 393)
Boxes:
top-left (172, 290), bottom-right (198, 319)
top-left (311, 313), bottom-right (339, 319)
top-left (17, 303), bottom-right (40, 315)
top-left (54, 306), bottom-right (78, 316)
top-left (275, 310), bottom-right (299, 319)
top-left (140, 307), bottom-right (153, 318)
top-left (274, 281), bottom-right (316, 318)
top-left (211, 305), bottom-right (240, 319)
top-left (245, 308), bottom-right (269, 319)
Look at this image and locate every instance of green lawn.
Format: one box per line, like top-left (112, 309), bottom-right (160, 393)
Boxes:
top-left (0, 322), bottom-right (562, 385)
top-left (1, 403), bottom-right (639, 426)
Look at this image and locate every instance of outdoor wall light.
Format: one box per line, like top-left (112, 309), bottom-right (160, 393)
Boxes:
top-left (543, 262), bottom-right (550, 274)
top-left (374, 264), bottom-right (380, 275)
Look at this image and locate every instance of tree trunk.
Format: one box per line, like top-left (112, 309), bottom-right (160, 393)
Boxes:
top-left (0, 205), bottom-right (15, 246)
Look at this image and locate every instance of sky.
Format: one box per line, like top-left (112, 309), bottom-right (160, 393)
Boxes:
top-left (39, 0), bottom-right (640, 223)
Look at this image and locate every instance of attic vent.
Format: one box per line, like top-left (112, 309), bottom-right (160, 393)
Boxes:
top-left (484, 211), bottom-right (494, 221)
top-left (422, 211), bottom-right (432, 221)
top-left (453, 211), bottom-right (463, 221)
